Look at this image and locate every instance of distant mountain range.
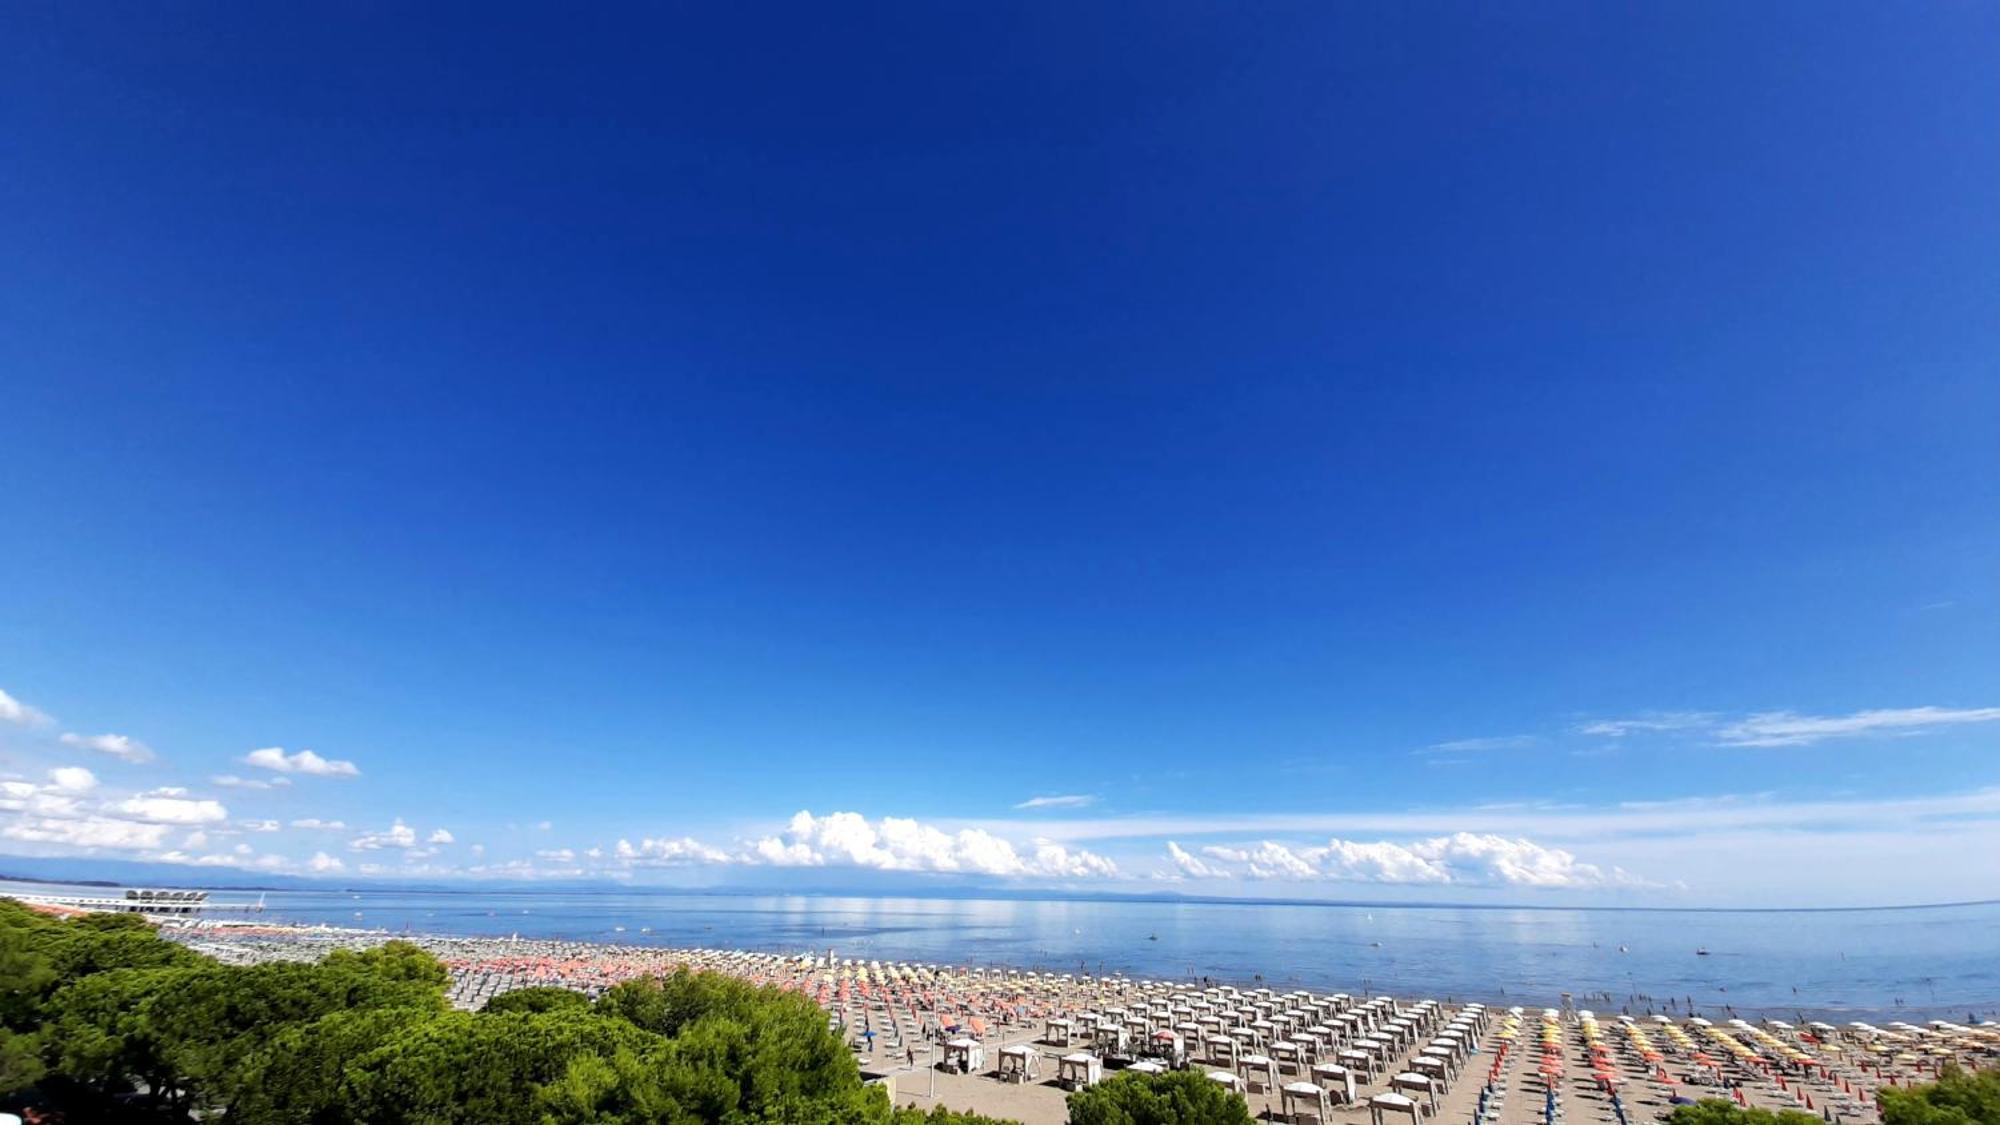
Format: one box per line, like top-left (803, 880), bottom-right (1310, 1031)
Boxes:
top-left (0, 855), bottom-right (327, 891)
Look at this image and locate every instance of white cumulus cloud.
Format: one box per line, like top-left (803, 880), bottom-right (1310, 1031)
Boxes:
top-left (290, 818), bottom-right (346, 829)
top-left (309, 851), bottom-right (344, 872)
top-left (4, 816), bottom-right (170, 850)
top-left (243, 747), bottom-right (360, 777)
top-left (1165, 841), bottom-right (1227, 879)
top-left (749, 810), bottom-right (1117, 879)
top-left (114, 791), bottom-right (229, 825)
top-left (427, 828), bottom-right (454, 845)
top-left (1193, 832), bottom-right (1637, 889)
top-left (350, 819), bottom-right (418, 851)
top-left (49, 767), bottom-right (99, 793)
top-left (615, 836), bottom-right (733, 866)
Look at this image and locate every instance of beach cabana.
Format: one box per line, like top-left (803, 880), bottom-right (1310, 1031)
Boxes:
top-left (1370, 1091), bottom-right (1423, 1125)
top-left (1283, 1080), bottom-right (1334, 1124)
top-left (1393, 1071), bottom-right (1440, 1114)
top-left (1312, 1062), bottom-right (1358, 1105)
top-left (1095, 1023), bottom-right (1131, 1057)
top-left (1045, 1016), bottom-right (1074, 1046)
top-left (943, 1038), bottom-right (984, 1074)
top-left (1058, 1052), bottom-right (1103, 1090)
top-left (1412, 1055), bottom-right (1451, 1089)
top-left (1238, 1053), bottom-right (1278, 1093)
top-left (1208, 1070), bottom-right (1245, 1094)
top-left (1340, 1047), bottom-right (1377, 1078)
top-left (997, 1045), bottom-right (1039, 1083)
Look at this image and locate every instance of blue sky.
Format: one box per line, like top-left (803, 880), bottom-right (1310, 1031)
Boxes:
top-left (2, 3), bottom-right (1997, 906)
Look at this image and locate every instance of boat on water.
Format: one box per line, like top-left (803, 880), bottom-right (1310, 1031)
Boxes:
top-left (1696, 947), bottom-right (1711, 956)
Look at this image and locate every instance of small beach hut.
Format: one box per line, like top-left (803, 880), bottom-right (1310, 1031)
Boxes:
top-left (943, 1038), bottom-right (984, 1074)
top-left (997, 1045), bottom-right (1039, 1083)
top-left (1058, 1052), bottom-right (1103, 1090)
top-left (1095, 1021), bottom-right (1131, 1057)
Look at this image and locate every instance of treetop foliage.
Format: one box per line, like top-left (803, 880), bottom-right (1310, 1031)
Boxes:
top-left (0, 898), bottom-right (1027, 1124)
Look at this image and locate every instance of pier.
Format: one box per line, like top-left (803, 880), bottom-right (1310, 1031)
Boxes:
top-left (3, 888), bottom-right (265, 916)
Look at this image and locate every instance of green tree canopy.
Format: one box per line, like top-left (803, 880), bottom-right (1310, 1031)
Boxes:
top-left (232, 1006), bottom-right (441, 1125)
top-left (1879, 1066), bottom-right (2000, 1125)
top-left (143, 957), bottom-right (448, 1110)
top-left (324, 939), bottom-right (452, 991)
top-left (43, 966), bottom-right (193, 1109)
top-left (596, 968), bottom-right (867, 1121)
top-left (4, 915), bottom-right (1028, 1125)
top-left (345, 1008), bottom-right (670, 1125)
top-left (1665, 1099), bottom-right (1840, 1125)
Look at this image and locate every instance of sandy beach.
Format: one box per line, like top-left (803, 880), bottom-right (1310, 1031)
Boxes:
top-left (161, 920), bottom-right (1996, 1125)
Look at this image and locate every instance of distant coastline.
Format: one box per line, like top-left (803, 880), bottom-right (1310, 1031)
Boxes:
top-left (5, 866), bottom-right (1998, 914)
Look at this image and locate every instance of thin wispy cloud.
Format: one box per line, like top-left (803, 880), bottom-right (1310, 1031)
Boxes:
top-left (212, 774), bottom-right (292, 790)
top-left (1420, 734), bottom-right (1536, 754)
top-left (0, 688), bottom-right (52, 727)
top-left (58, 732), bottom-right (155, 763)
top-left (1714, 706), bottom-right (2000, 747)
top-left (1573, 706), bottom-right (2000, 749)
top-left (1014, 794), bottom-right (1098, 810)
top-left (1573, 713), bottom-right (1715, 738)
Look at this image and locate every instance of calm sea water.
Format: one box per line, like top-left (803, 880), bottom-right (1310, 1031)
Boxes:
top-left (13, 880), bottom-right (1996, 1020)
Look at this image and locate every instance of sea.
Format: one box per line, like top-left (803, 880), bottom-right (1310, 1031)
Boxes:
top-left (10, 879), bottom-right (1997, 1022)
